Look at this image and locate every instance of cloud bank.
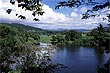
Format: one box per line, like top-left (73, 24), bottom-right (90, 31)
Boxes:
top-left (0, 0), bottom-right (109, 30)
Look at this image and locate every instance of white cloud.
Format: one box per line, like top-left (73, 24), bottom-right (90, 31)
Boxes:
top-left (80, 7), bottom-right (88, 13)
top-left (37, 4), bottom-right (72, 24)
top-left (71, 12), bottom-right (79, 17)
top-left (0, 0), bottom-right (34, 20)
top-left (0, 0), bottom-right (109, 30)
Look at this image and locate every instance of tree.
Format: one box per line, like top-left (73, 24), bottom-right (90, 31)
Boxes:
top-left (4, 0), bottom-right (110, 73)
top-left (7, 0), bottom-right (110, 23)
top-left (56, 2), bottom-right (110, 72)
top-left (65, 30), bottom-right (81, 41)
top-left (51, 34), bottom-right (65, 45)
top-left (56, 0), bottom-right (110, 23)
top-left (7, 0), bottom-right (44, 20)
top-left (56, 0), bottom-right (110, 46)
top-left (90, 24), bottom-right (107, 47)
top-left (0, 25), bottom-right (23, 72)
top-left (0, 24), bottom-right (67, 73)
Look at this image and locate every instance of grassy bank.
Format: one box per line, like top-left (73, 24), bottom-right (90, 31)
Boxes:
top-left (40, 35), bottom-right (52, 43)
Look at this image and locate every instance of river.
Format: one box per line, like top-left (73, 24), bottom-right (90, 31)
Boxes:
top-left (52, 45), bottom-right (109, 73)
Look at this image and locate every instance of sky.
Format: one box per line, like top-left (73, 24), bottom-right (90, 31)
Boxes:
top-left (0, 0), bottom-right (109, 30)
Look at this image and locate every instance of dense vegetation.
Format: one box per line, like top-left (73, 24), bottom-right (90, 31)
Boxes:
top-left (1, 23), bottom-right (55, 35)
top-left (0, 22), bottom-right (110, 73)
top-left (0, 23), bottom-right (66, 73)
top-left (51, 24), bottom-right (110, 48)
top-left (0, 23), bottom-right (109, 73)
top-left (50, 24), bottom-right (110, 73)
top-left (1, 0), bottom-right (110, 73)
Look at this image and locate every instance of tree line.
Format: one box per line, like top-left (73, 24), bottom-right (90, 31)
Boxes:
top-left (51, 24), bottom-right (110, 49)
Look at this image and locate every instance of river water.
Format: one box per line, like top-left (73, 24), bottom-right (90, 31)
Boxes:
top-left (52, 45), bottom-right (109, 73)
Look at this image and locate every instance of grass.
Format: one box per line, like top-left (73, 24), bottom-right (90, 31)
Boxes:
top-left (82, 34), bottom-right (94, 39)
top-left (40, 35), bottom-right (52, 43)
top-left (40, 33), bottom-right (95, 44)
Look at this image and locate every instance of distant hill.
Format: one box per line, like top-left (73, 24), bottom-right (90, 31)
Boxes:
top-left (0, 23), bottom-right (43, 31)
top-left (74, 29), bottom-right (91, 32)
top-left (48, 28), bottom-right (91, 32)
top-left (0, 23), bottom-right (92, 33)
top-left (0, 23), bottom-right (60, 35)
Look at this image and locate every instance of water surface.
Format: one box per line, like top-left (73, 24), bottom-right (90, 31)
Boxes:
top-left (52, 45), bottom-right (109, 73)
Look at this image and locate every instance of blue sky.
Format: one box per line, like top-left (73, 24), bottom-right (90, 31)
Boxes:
top-left (42, 0), bottom-right (107, 15)
top-left (0, 0), bottom-right (109, 30)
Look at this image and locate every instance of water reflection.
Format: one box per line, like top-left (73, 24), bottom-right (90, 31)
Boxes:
top-left (52, 45), bottom-right (108, 73)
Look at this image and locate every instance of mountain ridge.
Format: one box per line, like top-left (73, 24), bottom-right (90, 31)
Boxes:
top-left (0, 23), bottom-right (91, 32)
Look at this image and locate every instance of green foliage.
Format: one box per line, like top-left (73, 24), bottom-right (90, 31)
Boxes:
top-left (40, 35), bottom-right (52, 43)
top-left (51, 30), bottom-right (82, 45)
top-left (90, 24), bottom-right (110, 46)
top-left (51, 24), bottom-right (110, 47)
top-left (51, 33), bottom-right (66, 45)
top-left (65, 30), bottom-right (81, 41)
top-left (0, 24), bottom-right (66, 73)
top-left (51, 35), bottom-right (58, 44)
top-left (0, 24), bottom-right (25, 72)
